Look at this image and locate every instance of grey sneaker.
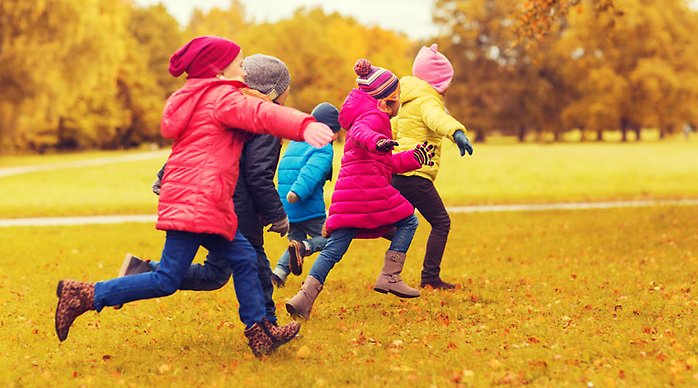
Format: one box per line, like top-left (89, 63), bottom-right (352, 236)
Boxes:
top-left (114, 254), bottom-right (152, 309)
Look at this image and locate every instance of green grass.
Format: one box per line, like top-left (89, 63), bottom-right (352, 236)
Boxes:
top-left (1, 207), bottom-right (697, 386)
top-left (1, 141), bottom-right (697, 386)
top-left (0, 139), bottom-right (697, 218)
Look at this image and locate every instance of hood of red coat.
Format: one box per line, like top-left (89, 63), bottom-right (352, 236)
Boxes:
top-left (161, 78), bottom-right (247, 139)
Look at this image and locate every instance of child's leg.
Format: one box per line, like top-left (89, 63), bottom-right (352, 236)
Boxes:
top-left (392, 175), bottom-right (451, 284)
top-left (93, 230), bottom-right (202, 311)
top-left (307, 228), bottom-right (356, 284)
top-left (201, 231), bottom-right (265, 328)
top-left (274, 223), bottom-right (307, 276)
top-left (374, 214), bottom-right (420, 298)
top-left (298, 216), bottom-right (329, 254)
top-left (252, 244), bottom-right (277, 324)
top-left (176, 253), bottom-right (232, 291)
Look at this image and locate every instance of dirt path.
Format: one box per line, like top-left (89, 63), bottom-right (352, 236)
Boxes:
top-left (1, 199), bottom-right (696, 227)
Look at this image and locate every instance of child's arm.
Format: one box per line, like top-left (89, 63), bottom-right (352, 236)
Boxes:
top-left (349, 121), bottom-right (388, 152)
top-left (420, 97), bottom-right (467, 141)
top-left (241, 135), bottom-right (286, 227)
top-left (214, 88), bottom-right (313, 142)
top-left (392, 143), bottom-right (435, 173)
top-left (288, 145), bottom-right (333, 201)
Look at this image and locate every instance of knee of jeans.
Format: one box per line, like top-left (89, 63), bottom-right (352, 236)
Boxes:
top-left (210, 271), bottom-right (231, 289)
top-left (154, 274), bottom-right (180, 296)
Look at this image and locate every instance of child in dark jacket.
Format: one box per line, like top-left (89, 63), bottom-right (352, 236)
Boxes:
top-left (271, 102), bottom-right (341, 287)
top-left (53, 37), bottom-right (334, 357)
top-left (120, 54), bottom-right (294, 326)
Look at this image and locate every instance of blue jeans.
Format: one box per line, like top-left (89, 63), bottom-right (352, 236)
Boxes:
top-left (94, 230), bottom-right (265, 328)
top-left (175, 245), bottom-right (277, 324)
top-left (275, 216), bottom-right (328, 275)
top-left (308, 214), bottom-right (418, 284)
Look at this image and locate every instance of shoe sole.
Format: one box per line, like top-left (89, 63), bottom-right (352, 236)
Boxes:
top-left (288, 242), bottom-right (303, 276)
top-left (55, 280), bottom-right (66, 341)
top-left (373, 287), bottom-right (420, 299)
top-left (114, 253), bottom-right (136, 310)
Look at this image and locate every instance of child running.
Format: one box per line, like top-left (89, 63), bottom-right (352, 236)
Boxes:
top-left (53, 36), bottom-right (334, 357)
top-left (285, 59), bottom-right (435, 319)
top-left (391, 44), bottom-right (474, 290)
top-left (119, 54), bottom-right (295, 327)
top-left (271, 102), bottom-right (341, 287)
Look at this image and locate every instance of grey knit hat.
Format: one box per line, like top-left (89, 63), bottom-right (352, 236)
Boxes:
top-left (242, 54), bottom-right (291, 101)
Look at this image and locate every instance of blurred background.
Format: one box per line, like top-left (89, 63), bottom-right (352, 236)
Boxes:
top-left (1, 0), bottom-right (697, 154)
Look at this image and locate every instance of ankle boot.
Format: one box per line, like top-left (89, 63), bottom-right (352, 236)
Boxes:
top-left (373, 250), bottom-right (420, 298)
top-left (285, 276), bottom-right (323, 319)
top-left (244, 318), bottom-right (301, 357)
top-left (288, 240), bottom-right (308, 276)
top-left (55, 280), bottom-right (95, 342)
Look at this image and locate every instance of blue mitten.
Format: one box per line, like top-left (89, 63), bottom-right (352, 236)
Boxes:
top-left (454, 130), bottom-right (473, 156)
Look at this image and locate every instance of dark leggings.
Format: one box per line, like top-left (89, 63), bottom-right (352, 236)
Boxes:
top-left (391, 174), bottom-right (451, 282)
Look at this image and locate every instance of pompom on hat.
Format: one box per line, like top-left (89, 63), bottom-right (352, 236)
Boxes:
top-left (412, 43), bottom-right (454, 93)
top-left (168, 36), bottom-right (241, 79)
top-left (354, 59), bottom-right (399, 100)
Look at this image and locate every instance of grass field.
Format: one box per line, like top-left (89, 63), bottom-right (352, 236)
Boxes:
top-left (1, 140), bottom-right (697, 386)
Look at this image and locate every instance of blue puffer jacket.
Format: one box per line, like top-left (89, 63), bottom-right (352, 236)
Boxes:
top-left (277, 141), bottom-right (334, 223)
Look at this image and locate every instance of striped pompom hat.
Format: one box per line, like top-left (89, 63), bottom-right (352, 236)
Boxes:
top-left (354, 59), bottom-right (399, 100)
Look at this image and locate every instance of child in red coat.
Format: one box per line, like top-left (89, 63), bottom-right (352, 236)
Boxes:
top-left (53, 36), bottom-right (334, 357)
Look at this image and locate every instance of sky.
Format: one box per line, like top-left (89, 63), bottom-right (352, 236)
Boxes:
top-left (133, 0), bottom-right (439, 40)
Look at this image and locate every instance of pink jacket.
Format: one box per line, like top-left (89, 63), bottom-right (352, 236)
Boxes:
top-left (157, 78), bottom-right (313, 240)
top-left (326, 89), bottom-right (420, 238)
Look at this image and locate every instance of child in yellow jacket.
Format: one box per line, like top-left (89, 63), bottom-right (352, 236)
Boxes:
top-left (391, 44), bottom-right (473, 290)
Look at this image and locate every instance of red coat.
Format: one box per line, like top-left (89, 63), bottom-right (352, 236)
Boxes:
top-left (157, 78), bottom-right (313, 240)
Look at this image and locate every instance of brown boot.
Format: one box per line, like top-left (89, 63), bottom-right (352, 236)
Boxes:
top-left (54, 280), bottom-right (95, 342)
top-left (285, 276), bottom-right (323, 319)
top-left (373, 250), bottom-right (420, 298)
top-left (288, 240), bottom-right (308, 276)
top-left (244, 318), bottom-right (301, 357)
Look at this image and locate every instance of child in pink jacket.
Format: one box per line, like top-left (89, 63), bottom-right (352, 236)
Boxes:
top-left (53, 36), bottom-right (334, 357)
top-left (285, 59), bottom-right (435, 319)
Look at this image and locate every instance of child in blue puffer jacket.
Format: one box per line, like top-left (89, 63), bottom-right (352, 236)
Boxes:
top-left (271, 103), bottom-right (341, 287)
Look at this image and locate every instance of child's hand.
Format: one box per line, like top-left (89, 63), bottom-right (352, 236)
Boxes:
top-left (287, 191), bottom-right (300, 204)
top-left (376, 138), bottom-right (399, 152)
top-left (304, 122), bottom-right (334, 148)
top-left (454, 130), bottom-right (473, 156)
top-left (413, 141), bottom-right (435, 166)
top-left (267, 216), bottom-right (289, 237)
top-left (152, 177), bottom-right (162, 195)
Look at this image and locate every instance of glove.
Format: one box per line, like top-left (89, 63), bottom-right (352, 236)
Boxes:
top-left (376, 138), bottom-right (399, 152)
top-left (267, 216), bottom-right (289, 237)
top-left (152, 177), bottom-right (162, 196)
top-left (413, 141), bottom-right (435, 166)
top-left (287, 191), bottom-right (300, 204)
top-left (454, 130), bottom-right (473, 156)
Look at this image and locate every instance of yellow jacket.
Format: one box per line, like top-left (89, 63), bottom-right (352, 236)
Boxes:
top-left (391, 76), bottom-right (467, 182)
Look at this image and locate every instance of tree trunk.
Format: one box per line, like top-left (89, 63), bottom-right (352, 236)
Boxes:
top-left (474, 128), bottom-right (486, 143)
top-left (517, 126), bottom-right (526, 142)
top-left (620, 117), bottom-right (629, 142)
top-left (633, 127), bottom-right (641, 141)
top-left (596, 130), bottom-right (603, 142)
top-left (535, 127), bottom-right (542, 142)
top-left (553, 129), bottom-right (562, 142)
top-left (659, 126), bottom-right (666, 140)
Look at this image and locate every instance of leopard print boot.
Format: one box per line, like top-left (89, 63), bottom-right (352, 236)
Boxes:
top-left (54, 280), bottom-right (95, 342)
top-left (244, 318), bottom-right (300, 357)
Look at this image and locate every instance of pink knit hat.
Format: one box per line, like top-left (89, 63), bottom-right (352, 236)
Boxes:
top-left (169, 36), bottom-right (241, 79)
top-left (412, 44), bottom-right (454, 93)
top-left (354, 59), bottom-right (399, 100)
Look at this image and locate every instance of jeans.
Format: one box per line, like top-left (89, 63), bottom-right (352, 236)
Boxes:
top-left (392, 175), bottom-right (451, 282)
top-left (275, 216), bottom-right (328, 275)
top-left (176, 245), bottom-right (277, 324)
top-left (308, 214), bottom-right (418, 284)
top-left (93, 230), bottom-right (265, 328)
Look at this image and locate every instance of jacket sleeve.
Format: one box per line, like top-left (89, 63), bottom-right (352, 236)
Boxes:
top-left (349, 121), bottom-right (385, 152)
top-left (420, 97), bottom-right (466, 142)
top-left (391, 150), bottom-right (421, 174)
top-left (214, 88), bottom-right (314, 142)
top-left (289, 145), bottom-right (333, 200)
top-left (240, 134), bottom-right (286, 226)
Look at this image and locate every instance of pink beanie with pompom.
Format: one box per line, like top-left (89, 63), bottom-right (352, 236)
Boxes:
top-left (169, 36), bottom-right (241, 79)
top-left (354, 59), bottom-right (399, 99)
top-left (412, 44), bottom-right (454, 93)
